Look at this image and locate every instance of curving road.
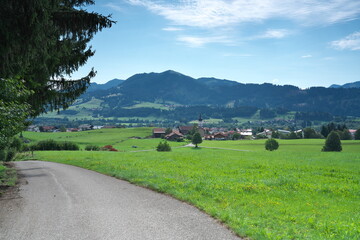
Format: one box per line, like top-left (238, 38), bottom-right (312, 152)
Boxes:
top-left (0, 161), bottom-right (240, 240)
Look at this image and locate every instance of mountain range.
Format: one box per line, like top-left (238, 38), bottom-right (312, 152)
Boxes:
top-left (79, 70), bottom-right (360, 117)
top-left (329, 81), bottom-right (360, 89)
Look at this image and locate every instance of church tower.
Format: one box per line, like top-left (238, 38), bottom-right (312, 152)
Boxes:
top-left (198, 113), bottom-right (203, 128)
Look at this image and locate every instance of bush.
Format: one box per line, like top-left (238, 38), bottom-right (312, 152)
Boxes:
top-left (0, 150), bottom-right (6, 162)
top-left (32, 139), bottom-right (59, 150)
top-left (60, 142), bottom-right (80, 151)
top-left (340, 129), bottom-right (352, 140)
top-left (101, 145), bottom-right (118, 151)
top-left (156, 141), bottom-right (171, 152)
top-left (355, 129), bottom-right (360, 140)
top-left (322, 131), bottom-right (342, 152)
top-left (265, 138), bottom-right (279, 151)
top-left (5, 148), bottom-right (17, 162)
top-left (31, 139), bottom-right (79, 151)
top-left (85, 145), bottom-right (100, 151)
top-left (10, 137), bottom-right (22, 151)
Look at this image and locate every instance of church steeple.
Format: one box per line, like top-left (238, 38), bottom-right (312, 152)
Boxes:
top-left (198, 113), bottom-right (203, 127)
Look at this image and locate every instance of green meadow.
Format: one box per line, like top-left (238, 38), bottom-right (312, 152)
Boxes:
top-left (24, 129), bottom-right (360, 239)
top-left (22, 128), bottom-right (185, 151)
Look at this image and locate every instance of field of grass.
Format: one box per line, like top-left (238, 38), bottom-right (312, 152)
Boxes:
top-left (29, 137), bottom-right (360, 239)
top-left (22, 128), bottom-right (186, 151)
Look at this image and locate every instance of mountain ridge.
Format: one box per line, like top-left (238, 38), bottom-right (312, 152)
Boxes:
top-left (80, 70), bottom-right (360, 117)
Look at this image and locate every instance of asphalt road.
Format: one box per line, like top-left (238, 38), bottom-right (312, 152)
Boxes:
top-left (0, 161), bottom-right (240, 240)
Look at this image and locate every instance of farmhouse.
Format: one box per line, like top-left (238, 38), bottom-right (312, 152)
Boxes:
top-left (153, 128), bottom-right (166, 138)
top-left (213, 132), bottom-right (228, 140)
top-left (164, 131), bottom-right (184, 141)
top-left (178, 126), bottom-right (193, 135)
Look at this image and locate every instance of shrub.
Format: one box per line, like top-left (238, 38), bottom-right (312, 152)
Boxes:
top-left (60, 142), bottom-right (80, 151)
top-left (10, 137), bottom-right (22, 151)
top-left (33, 139), bottom-right (60, 151)
top-left (265, 138), bottom-right (279, 151)
top-left (340, 129), bottom-right (352, 140)
top-left (0, 150), bottom-right (6, 162)
top-left (156, 141), bottom-right (171, 152)
top-left (85, 145), bottom-right (100, 151)
top-left (322, 131), bottom-right (342, 152)
top-left (355, 129), bottom-right (360, 140)
top-left (5, 148), bottom-right (17, 162)
top-left (101, 145), bottom-right (118, 151)
top-left (31, 139), bottom-right (79, 151)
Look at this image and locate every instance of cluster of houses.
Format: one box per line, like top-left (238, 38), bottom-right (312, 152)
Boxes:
top-left (153, 126), bottom-right (254, 141)
top-left (27, 124), bottom-right (109, 132)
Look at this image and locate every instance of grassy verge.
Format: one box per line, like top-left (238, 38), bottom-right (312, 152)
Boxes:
top-left (0, 163), bottom-right (17, 195)
top-left (31, 140), bottom-right (360, 240)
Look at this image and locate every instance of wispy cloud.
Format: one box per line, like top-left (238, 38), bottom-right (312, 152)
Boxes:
top-left (301, 55), bottom-right (313, 58)
top-left (105, 2), bottom-right (124, 12)
top-left (126, 0), bottom-right (360, 28)
top-left (162, 27), bottom-right (183, 32)
top-left (177, 35), bottom-right (232, 48)
top-left (331, 31), bottom-right (360, 50)
top-left (256, 29), bottom-right (291, 39)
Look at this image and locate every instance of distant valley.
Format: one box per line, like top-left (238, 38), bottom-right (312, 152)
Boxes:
top-left (37, 70), bottom-right (360, 128)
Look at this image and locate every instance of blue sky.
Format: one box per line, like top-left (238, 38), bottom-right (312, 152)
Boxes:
top-left (73, 0), bottom-right (360, 88)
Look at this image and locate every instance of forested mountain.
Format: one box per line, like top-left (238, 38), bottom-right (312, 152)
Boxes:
top-left (81, 70), bottom-right (360, 117)
top-left (330, 81), bottom-right (360, 89)
top-left (87, 79), bottom-right (124, 92)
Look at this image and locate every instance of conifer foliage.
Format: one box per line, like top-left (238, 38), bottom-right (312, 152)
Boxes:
top-left (322, 131), bottom-right (342, 152)
top-left (0, 0), bottom-right (114, 146)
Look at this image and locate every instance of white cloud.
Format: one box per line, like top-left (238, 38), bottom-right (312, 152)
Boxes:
top-left (126, 0), bottom-right (360, 28)
top-left (331, 31), bottom-right (360, 50)
top-left (162, 27), bottom-right (183, 31)
top-left (177, 35), bottom-right (232, 47)
top-left (301, 55), bottom-right (313, 58)
top-left (257, 29), bottom-right (291, 39)
top-left (105, 3), bottom-right (124, 12)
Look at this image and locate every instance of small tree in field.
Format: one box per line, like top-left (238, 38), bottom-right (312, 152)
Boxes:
top-left (192, 132), bottom-right (202, 148)
top-left (322, 131), bottom-right (342, 152)
top-left (156, 141), bottom-right (171, 152)
top-left (265, 138), bottom-right (279, 151)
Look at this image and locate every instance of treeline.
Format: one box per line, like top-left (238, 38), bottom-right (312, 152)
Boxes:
top-left (295, 111), bottom-right (334, 121)
top-left (94, 106), bottom-right (259, 121)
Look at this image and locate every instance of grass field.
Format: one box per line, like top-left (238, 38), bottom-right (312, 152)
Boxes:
top-left (22, 128), bottom-right (186, 151)
top-left (27, 133), bottom-right (360, 239)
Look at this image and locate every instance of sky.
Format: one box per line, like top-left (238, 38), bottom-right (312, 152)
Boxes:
top-left (72, 0), bottom-right (360, 88)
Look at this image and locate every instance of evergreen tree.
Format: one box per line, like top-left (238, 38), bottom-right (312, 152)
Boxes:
top-left (0, 0), bottom-right (114, 145)
top-left (320, 125), bottom-right (329, 138)
top-left (322, 131), bottom-right (342, 152)
top-left (192, 132), bottom-right (202, 148)
top-left (341, 129), bottom-right (352, 140)
top-left (355, 129), bottom-right (360, 140)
